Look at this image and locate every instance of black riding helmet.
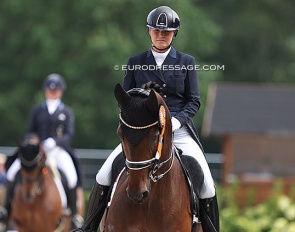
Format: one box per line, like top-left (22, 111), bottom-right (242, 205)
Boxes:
top-left (43, 73), bottom-right (67, 91)
top-left (147, 6), bottom-right (180, 37)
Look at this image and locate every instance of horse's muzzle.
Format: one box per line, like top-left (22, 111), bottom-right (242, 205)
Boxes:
top-left (126, 186), bottom-right (150, 203)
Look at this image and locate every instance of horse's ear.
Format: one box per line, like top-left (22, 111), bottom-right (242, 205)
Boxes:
top-left (146, 90), bottom-right (159, 113)
top-left (114, 83), bottom-right (131, 108)
top-left (16, 140), bottom-right (23, 151)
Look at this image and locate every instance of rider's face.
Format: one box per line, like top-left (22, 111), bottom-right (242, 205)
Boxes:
top-left (45, 89), bottom-right (63, 100)
top-left (149, 28), bottom-right (174, 52)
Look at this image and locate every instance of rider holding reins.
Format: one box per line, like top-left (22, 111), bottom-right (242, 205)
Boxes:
top-left (82, 6), bottom-right (219, 232)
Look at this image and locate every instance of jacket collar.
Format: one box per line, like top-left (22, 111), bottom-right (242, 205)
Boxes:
top-left (41, 101), bottom-right (64, 111)
top-left (146, 46), bottom-right (177, 59)
top-left (146, 46), bottom-right (178, 79)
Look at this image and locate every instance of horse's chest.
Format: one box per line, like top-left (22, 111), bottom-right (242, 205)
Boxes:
top-left (105, 203), bottom-right (188, 231)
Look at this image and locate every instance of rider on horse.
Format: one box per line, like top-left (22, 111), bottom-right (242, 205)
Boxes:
top-left (0, 74), bottom-right (84, 229)
top-left (81, 6), bottom-right (219, 232)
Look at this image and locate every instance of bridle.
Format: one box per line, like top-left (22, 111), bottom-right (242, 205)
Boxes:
top-left (19, 150), bottom-right (47, 203)
top-left (125, 149), bottom-right (174, 183)
top-left (120, 88), bottom-right (174, 182)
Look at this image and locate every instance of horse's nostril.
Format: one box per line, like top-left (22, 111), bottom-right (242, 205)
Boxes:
top-left (142, 190), bottom-right (149, 199)
top-left (126, 187), bottom-right (150, 203)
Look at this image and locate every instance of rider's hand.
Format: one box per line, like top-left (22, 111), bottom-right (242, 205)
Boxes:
top-left (141, 81), bottom-right (164, 97)
top-left (43, 137), bottom-right (56, 153)
top-left (171, 117), bottom-right (181, 132)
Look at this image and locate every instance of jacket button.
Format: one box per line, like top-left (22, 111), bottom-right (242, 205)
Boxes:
top-left (163, 84), bottom-right (166, 87)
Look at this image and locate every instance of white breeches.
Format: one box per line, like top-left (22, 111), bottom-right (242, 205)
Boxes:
top-left (54, 175), bottom-right (68, 208)
top-left (7, 146), bottom-right (77, 189)
top-left (96, 127), bottom-right (216, 199)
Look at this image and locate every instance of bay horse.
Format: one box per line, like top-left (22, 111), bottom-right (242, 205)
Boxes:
top-left (102, 84), bottom-right (203, 232)
top-left (9, 134), bottom-right (69, 232)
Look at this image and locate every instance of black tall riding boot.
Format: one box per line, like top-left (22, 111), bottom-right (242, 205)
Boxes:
top-left (84, 182), bottom-right (110, 231)
top-left (67, 187), bottom-right (84, 229)
top-left (200, 195), bottom-right (220, 232)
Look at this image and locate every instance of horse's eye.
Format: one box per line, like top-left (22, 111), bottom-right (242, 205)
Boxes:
top-left (154, 134), bottom-right (158, 141)
top-left (151, 133), bottom-right (158, 143)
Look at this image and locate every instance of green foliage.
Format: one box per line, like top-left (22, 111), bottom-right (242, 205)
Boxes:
top-left (200, 0), bottom-right (295, 83)
top-left (219, 181), bottom-right (295, 232)
top-left (221, 194), bottom-right (295, 232)
top-left (0, 0), bottom-right (293, 151)
top-left (0, 0), bottom-right (220, 148)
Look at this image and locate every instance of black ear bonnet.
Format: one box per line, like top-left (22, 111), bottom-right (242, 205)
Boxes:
top-left (18, 137), bottom-right (42, 172)
top-left (119, 88), bottom-right (159, 144)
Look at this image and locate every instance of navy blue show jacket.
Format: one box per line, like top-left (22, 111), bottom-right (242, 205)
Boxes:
top-left (123, 46), bottom-right (201, 127)
top-left (26, 102), bottom-right (75, 151)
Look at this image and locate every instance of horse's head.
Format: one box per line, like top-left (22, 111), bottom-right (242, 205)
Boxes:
top-left (18, 133), bottom-right (45, 202)
top-left (18, 134), bottom-right (44, 172)
top-left (114, 83), bottom-right (173, 203)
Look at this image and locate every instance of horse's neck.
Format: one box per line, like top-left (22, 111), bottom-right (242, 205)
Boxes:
top-left (154, 147), bottom-right (176, 186)
top-left (162, 130), bottom-right (172, 154)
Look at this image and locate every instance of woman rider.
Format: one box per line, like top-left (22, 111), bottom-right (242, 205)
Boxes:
top-left (83, 6), bottom-right (219, 232)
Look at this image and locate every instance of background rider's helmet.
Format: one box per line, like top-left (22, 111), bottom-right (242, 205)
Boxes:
top-left (147, 6), bottom-right (180, 36)
top-left (43, 73), bottom-right (67, 91)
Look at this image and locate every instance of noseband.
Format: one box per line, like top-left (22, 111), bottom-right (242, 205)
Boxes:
top-left (125, 150), bottom-right (174, 182)
top-left (120, 89), bottom-right (174, 182)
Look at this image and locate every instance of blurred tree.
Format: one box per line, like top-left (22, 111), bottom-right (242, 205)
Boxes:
top-left (2, 0), bottom-right (292, 152)
top-left (199, 0), bottom-right (295, 83)
top-left (0, 0), bottom-right (220, 149)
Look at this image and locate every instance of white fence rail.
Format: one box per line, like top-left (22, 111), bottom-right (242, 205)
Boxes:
top-left (0, 146), bottom-right (223, 190)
